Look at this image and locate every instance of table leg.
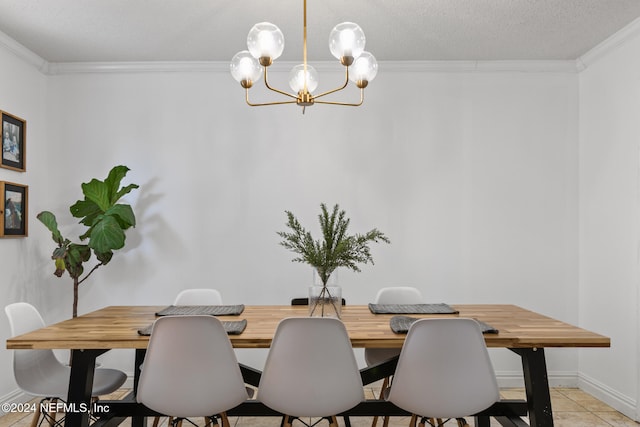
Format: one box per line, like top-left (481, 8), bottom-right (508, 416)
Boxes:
top-left (65, 349), bottom-right (105, 427)
top-left (474, 415), bottom-right (491, 427)
top-left (510, 348), bottom-right (554, 427)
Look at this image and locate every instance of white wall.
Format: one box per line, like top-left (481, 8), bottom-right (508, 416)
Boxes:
top-left (40, 65), bottom-right (580, 377)
top-left (0, 39), bottom-right (49, 404)
top-left (0, 34), bottom-right (584, 409)
top-left (578, 27), bottom-right (640, 417)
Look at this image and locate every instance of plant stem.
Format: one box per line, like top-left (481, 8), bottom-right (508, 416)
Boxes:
top-left (72, 262), bottom-right (103, 318)
top-left (77, 263), bottom-right (104, 286)
top-left (309, 285), bottom-right (341, 319)
top-left (73, 277), bottom-right (79, 318)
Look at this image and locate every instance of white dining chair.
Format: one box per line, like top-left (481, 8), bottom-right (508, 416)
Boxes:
top-left (366, 286), bottom-right (423, 427)
top-left (173, 288), bottom-right (223, 305)
top-left (386, 318), bottom-right (500, 427)
top-left (137, 315), bottom-right (248, 427)
top-left (152, 288), bottom-right (239, 427)
top-left (5, 302), bottom-right (127, 427)
top-left (258, 317), bottom-right (364, 427)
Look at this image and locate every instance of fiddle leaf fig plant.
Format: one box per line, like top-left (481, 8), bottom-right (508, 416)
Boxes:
top-left (37, 165), bottom-right (139, 318)
top-left (277, 203), bottom-right (390, 286)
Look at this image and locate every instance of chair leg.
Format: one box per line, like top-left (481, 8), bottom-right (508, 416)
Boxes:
top-left (455, 419), bottom-right (469, 427)
top-left (219, 412), bottom-right (231, 427)
top-left (283, 415), bottom-right (293, 427)
top-left (371, 376), bottom-right (390, 427)
top-left (30, 400), bottom-right (42, 427)
top-left (329, 416), bottom-right (339, 427)
top-left (47, 398), bottom-right (58, 427)
top-left (409, 414), bottom-right (418, 427)
top-left (417, 418), bottom-right (440, 427)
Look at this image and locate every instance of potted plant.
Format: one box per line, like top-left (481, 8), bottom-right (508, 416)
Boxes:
top-left (277, 203), bottom-right (390, 317)
top-left (37, 165), bottom-right (139, 318)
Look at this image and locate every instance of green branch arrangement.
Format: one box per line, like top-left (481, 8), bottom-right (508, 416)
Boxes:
top-left (37, 165), bottom-right (139, 318)
top-left (277, 203), bottom-right (390, 287)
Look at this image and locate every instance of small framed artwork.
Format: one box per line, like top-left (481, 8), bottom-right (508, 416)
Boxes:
top-left (1, 111), bottom-right (26, 171)
top-left (0, 181), bottom-right (28, 237)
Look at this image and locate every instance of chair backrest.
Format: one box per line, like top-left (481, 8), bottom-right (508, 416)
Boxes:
top-left (364, 287), bottom-right (423, 366)
top-left (374, 286), bottom-right (423, 304)
top-left (173, 288), bottom-right (223, 305)
top-left (387, 318), bottom-right (500, 419)
top-left (258, 317), bottom-right (364, 417)
top-left (137, 315), bottom-right (247, 417)
top-left (4, 302), bottom-right (70, 397)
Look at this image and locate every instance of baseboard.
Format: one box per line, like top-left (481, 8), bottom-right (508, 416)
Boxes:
top-left (495, 370), bottom-right (579, 389)
top-left (578, 372), bottom-right (637, 421)
top-left (0, 388), bottom-right (32, 417)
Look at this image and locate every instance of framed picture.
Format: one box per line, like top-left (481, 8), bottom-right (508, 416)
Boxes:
top-left (0, 181), bottom-right (28, 237)
top-left (1, 111), bottom-right (26, 171)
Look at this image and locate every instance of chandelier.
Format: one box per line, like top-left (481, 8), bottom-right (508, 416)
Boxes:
top-left (230, 0), bottom-right (378, 112)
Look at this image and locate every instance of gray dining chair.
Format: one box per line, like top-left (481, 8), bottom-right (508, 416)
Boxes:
top-left (386, 318), bottom-right (500, 427)
top-left (5, 302), bottom-right (127, 427)
top-left (258, 317), bottom-right (364, 427)
top-left (137, 315), bottom-right (248, 427)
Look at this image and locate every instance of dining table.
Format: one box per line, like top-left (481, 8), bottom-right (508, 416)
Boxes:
top-left (5, 304), bottom-right (610, 427)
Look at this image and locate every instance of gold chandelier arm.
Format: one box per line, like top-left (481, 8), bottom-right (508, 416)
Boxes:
top-left (312, 66), bottom-right (350, 100)
top-left (313, 88), bottom-right (364, 107)
top-left (263, 67), bottom-right (298, 100)
top-left (245, 88), bottom-right (298, 106)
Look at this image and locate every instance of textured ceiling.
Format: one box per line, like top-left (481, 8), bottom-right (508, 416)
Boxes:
top-left (0, 0), bottom-right (639, 63)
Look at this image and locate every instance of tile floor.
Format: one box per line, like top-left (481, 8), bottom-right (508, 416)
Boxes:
top-left (1, 387), bottom-right (637, 427)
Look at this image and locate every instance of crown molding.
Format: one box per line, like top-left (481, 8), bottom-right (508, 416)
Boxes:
top-left (578, 16), bottom-right (640, 70)
top-left (46, 61), bottom-right (229, 75)
top-left (0, 28), bottom-right (585, 76)
top-left (381, 60), bottom-right (577, 73)
top-left (0, 29), bottom-right (49, 73)
top-left (43, 59), bottom-right (579, 75)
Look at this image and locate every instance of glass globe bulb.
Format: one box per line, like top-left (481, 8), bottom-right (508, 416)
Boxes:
top-left (349, 51), bottom-right (378, 86)
top-left (329, 22), bottom-right (365, 62)
top-left (247, 22), bottom-right (285, 63)
top-left (230, 51), bottom-right (262, 86)
top-left (289, 64), bottom-right (319, 93)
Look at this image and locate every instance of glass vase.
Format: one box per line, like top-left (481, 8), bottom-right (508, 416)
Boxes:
top-left (308, 284), bottom-right (342, 319)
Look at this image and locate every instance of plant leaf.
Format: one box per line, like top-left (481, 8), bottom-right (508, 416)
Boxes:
top-left (88, 215), bottom-right (126, 252)
top-left (104, 204), bottom-right (136, 229)
top-left (69, 199), bottom-right (102, 225)
top-left (114, 183), bottom-right (140, 204)
top-left (104, 165), bottom-right (138, 204)
top-left (95, 250), bottom-right (114, 265)
top-left (68, 243), bottom-right (92, 264)
top-left (37, 211), bottom-right (64, 245)
top-left (81, 179), bottom-right (110, 212)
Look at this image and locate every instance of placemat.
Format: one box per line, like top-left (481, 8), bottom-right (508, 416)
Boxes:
top-left (368, 303), bottom-right (459, 315)
top-left (389, 316), bottom-right (499, 334)
top-left (137, 319), bottom-right (248, 336)
top-left (155, 305), bottom-right (245, 316)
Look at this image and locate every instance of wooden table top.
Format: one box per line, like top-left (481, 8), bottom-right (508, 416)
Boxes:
top-left (5, 304), bottom-right (610, 350)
